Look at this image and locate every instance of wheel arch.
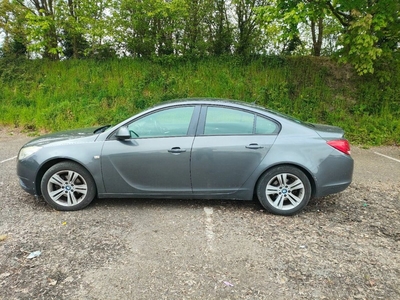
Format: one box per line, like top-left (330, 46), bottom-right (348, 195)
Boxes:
top-left (254, 163), bottom-right (316, 199)
top-left (35, 158), bottom-right (98, 197)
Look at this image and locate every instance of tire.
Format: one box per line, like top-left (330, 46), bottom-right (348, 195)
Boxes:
top-left (256, 165), bottom-right (311, 216)
top-left (41, 162), bottom-right (96, 211)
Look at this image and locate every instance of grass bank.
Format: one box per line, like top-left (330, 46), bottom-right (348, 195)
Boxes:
top-left (0, 56), bottom-right (399, 145)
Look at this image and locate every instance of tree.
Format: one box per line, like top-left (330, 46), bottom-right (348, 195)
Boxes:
top-left (115, 0), bottom-right (186, 58)
top-left (79, 0), bottom-right (116, 58)
top-left (0, 0), bottom-right (28, 57)
top-left (256, 0), bottom-right (333, 56)
top-left (258, 0), bottom-right (399, 73)
top-left (178, 0), bottom-right (222, 57)
top-left (3, 0), bottom-right (115, 59)
top-left (58, 0), bottom-right (89, 58)
top-left (233, 0), bottom-right (267, 57)
top-left (326, 0), bottom-right (400, 74)
top-left (205, 0), bottom-right (232, 55)
top-left (22, 0), bottom-right (60, 59)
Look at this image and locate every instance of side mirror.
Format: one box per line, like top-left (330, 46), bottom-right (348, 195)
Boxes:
top-left (115, 126), bottom-right (131, 140)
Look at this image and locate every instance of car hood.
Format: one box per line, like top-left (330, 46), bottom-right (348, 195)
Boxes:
top-left (311, 123), bottom-right (345, 139)
top-left (24, 127), bottom-right (100, 147)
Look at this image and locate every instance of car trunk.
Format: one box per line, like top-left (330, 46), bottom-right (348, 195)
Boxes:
top-left (310, 123), bottom-right (345, 140)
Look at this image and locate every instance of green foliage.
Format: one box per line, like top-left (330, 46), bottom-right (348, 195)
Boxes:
top-left (327, 0), bottom-right (400, 74)
top-left (25, 11), bottom-right (61, 58)
top-left (233, 0), bottom-right (268, 57)
top-left (0, 57), bottom-right (399, 146)
top-left (256, 0), bottom-right (400, 74)
top-left (256, 0), bottom-right (339, 56)
top-left (337, 13), bottom-right (382, 75)
top-left (0, 0), bottom-right (28, 58)
top-left (1, 0), bottom-right (398, 76)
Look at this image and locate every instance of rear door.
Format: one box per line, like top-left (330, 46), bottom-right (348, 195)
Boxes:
top-left (191, 105), bottom-right (279, 195)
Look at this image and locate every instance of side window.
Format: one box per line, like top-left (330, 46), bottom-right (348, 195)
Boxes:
top-left (128, 106), bottom-right (194, 138)
top-left (255, 116), bottom-right (279, 135)
top-left (204, 107), bottom-right (255, 135)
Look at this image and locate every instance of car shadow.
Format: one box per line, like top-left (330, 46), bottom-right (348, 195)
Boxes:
top-left (27, 194), bottom-right (340, 216)
top-left (88, 197), bottom-right (264, 212)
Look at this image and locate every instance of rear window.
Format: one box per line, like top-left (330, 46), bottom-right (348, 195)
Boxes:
top-left (203, 107), bottom-right (279, 135)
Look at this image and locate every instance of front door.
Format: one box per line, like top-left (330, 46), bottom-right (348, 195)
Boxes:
top-left (101, 106), bottom-right (197, 196)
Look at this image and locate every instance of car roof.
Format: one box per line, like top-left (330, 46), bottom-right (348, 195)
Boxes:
top-left (151, 98), bottom-right (314, 129)
top-left (151, 98), bottom-right (267, 112)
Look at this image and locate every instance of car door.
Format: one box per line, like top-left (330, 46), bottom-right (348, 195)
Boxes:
top-left (191, 105), bottom-right (279, 194)
top-left (101, 105), bottom-right (199, 196)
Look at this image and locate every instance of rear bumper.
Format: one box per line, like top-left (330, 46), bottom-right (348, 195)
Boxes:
top-left (314, 153), bottom-right (354, 198)
top-left (315, 181), bottom-right (352, 198)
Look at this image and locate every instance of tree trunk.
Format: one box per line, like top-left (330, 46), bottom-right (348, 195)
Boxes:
top-left (311, 17), bottom-right (323, 56)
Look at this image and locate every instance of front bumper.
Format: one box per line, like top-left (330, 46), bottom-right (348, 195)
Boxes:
top-left (18, 176), bottom-right (38, 196)
top-left (17, 157), bottom-right (40, 196)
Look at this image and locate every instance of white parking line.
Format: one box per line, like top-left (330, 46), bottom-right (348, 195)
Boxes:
top-left (374, 152), bottom-right (400, 163)
top-left (0, 156), bottom-right (17, 164)
top-left (204, 207), bottom-right (214, 252)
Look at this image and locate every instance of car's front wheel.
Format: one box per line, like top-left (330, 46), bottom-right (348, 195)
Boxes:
top-left (41, 162), bottom-right (96, 211)
top-left (256, 165), bottom-right (311, 216)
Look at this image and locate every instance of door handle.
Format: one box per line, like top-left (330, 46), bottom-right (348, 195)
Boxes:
top-left (245, 143), bottom-right (264, 149)
top-left (168, 147), bottom-right (187, 154)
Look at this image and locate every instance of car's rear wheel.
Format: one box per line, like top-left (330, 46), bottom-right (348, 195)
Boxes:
top-left (256, 165), bottom-right (311, 216)
top-left (41, 162), bottom-right (96, 211)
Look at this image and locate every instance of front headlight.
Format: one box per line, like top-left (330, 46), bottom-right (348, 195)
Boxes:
top-left (18, 146), bottom-right (42, 160)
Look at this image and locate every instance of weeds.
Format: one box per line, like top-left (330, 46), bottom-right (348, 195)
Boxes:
top-left (0, 56), bottom-right (398, 146)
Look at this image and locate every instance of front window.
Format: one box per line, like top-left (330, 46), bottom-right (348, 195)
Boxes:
top-left (128, 106), bottom-right (195, 138)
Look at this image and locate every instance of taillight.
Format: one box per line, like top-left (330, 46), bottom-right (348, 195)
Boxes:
top-left (327, 139), bottom-right (351, 155)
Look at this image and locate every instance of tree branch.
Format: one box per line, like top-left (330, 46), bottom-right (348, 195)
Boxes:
top-left (325, 1), bottom-right (350, 27)
top-left (15, 0), bottom-right (37, 15)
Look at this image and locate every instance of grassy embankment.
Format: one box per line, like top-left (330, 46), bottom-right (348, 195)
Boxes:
top-left (0, 56), bottom-right (399, 145)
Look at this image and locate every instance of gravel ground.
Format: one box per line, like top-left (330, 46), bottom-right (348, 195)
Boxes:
top-left (0, 127), bottom-right (399, 300)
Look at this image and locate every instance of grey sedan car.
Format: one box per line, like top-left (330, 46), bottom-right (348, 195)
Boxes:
top-left (17, 99), bottom-right (353, 215)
